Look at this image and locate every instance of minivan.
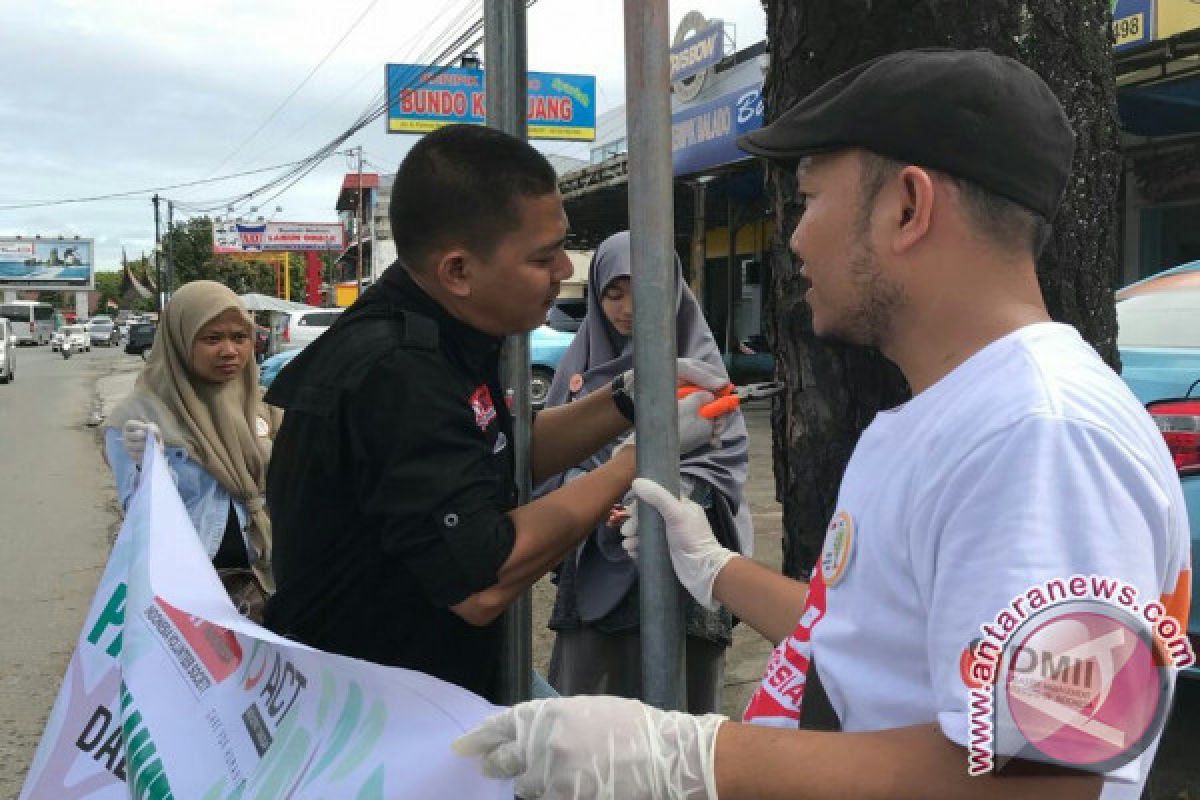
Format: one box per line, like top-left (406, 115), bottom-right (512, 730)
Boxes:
top-left (278, 308), bottom-right (344, 352)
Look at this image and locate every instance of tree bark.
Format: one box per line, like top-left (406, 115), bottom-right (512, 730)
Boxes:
top-left (760, 0), bottom-right (1121, 724)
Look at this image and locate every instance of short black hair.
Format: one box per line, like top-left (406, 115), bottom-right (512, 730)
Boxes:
top-left (858, 151), bottom-right (1051, 258)
top-left (390, 124), bottom-right (559, 270)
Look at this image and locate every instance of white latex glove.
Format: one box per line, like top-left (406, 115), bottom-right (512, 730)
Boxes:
top-left (618, 357), bottom-right (730, 400)
top-left (615, 390), bottom-right (721, 459)
top-left (452, 696), bottom-right (724, 800)
top-left (121, 420), bottom-right (163, 466)
top-left (622, 478), bottom-right (738, 611)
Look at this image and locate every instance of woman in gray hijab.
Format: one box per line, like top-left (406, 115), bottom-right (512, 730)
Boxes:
top-left (540, 231), bottom-right (753, 713)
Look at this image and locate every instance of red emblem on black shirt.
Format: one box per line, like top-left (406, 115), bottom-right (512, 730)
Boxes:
top-left (470, 385), bottom-right (497, 431)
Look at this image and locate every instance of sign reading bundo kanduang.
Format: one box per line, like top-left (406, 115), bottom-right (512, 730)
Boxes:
top-left (385, 64), bottom-right (596, 141)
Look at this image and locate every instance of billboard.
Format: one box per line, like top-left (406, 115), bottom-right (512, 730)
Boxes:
top-left (1113, 0), bottom-right (1155, 49)
top-left (1157, 0), bottom-right (1200, 39)
top-left (672, 82), bottom-right (764, 177)
top-left (385, 64), bottom-right (596, 141)
top-left (0, 236), bottom-right (94, 290)
top-left (670, 20), bottom-right (725, 83)
top-left (212, 221), bottom-right (344, 255)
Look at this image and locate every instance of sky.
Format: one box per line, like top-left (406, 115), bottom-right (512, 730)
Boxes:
top-left (0, 0), bottom-right (765, 270)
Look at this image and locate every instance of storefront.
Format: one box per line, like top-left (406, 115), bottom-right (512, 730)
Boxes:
top-left (559, 14), bottom-right (769, 353)
top-left (1115, 0), bottom-right (1200, 282)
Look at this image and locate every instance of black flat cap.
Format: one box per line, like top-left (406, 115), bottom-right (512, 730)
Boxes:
top-left (738, 48), bottom-right (1075, 219)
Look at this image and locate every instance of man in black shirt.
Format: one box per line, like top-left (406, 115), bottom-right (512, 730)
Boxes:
top-left (263, 124), bottom-right (728, 700)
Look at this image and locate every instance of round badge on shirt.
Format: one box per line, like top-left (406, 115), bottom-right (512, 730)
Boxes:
top-left (255, 416), bottom-right (270, 437)
top-left (568, 373), bottom-right (584, 394)
top-left (819, 510), bottom-right (855, 586)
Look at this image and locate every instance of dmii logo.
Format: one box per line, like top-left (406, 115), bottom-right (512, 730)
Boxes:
top-left (965, 575), bottom-right (1192, 776)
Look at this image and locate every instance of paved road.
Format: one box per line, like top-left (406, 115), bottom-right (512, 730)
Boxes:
top-left (0, 344), bottom-right (138, 798)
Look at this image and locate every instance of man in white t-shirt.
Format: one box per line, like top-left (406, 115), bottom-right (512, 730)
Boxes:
top-left (454, 49), bottom-right (1193, 800)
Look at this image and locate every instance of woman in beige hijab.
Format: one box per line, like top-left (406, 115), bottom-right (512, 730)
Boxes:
top-left (105, 281), bottom-right (280, 606)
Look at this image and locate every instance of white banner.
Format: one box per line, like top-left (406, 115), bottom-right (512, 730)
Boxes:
top-left (19, 441), bottom-right (510, 799)
top-left (212, 221), bottom-right (344, 254)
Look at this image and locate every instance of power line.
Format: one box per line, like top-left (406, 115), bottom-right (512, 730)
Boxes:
top-left (0, 157), bottom-right (343, 212)
top-left (181, 8), bottom-right (491, 215)
top-left (199, 0), bottom-right (383, 181)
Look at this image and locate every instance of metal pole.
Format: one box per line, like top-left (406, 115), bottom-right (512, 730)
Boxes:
top-left (356, 146), bottom-right (364, 302)
top-left (151, 194), bottom-right (163, 312)
top-left (485, 0), bottom-right (532, 706)
top-left (625, 0), bottom-right (685, 711)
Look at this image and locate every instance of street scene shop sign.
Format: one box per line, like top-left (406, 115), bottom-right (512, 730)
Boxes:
top-left (385, 64), bottom-right (596, 141)
top-left (212, 221), bottom-right (345, 255)
top-left (671, 83), bottom-right (764, 176)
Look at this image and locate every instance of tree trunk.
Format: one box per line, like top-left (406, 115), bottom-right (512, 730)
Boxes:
top-left (760, 0), bottom-right (1121, 723)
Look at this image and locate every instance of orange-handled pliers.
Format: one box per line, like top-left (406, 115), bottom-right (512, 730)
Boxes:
top-left (677, 381), bottom-right (784, 419)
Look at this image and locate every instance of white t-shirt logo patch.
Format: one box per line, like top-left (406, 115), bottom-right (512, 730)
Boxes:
top-left (819, 510), bottom-right (855, 586)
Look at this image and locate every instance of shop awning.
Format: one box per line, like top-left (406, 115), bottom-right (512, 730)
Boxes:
top-left (1119, 73), bottom-right (1200, 136)
top-left (238, 293), bottom-right (317, 313)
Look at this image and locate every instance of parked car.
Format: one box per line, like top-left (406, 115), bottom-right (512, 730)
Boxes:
top-left (51, 329), bottom-right (65, 352)
top-left (530, 324), bottom-right (576, 407)
top-left (723, 333), bottom-right (776, 383)
top-left (87, 317), bottom-right (119, 347)
top-left (259, 348), bottom-right (302, 389)
top-left (278, 308), bottom-right (344, 352)
top-left (545, 297), bottom-right (587, 333)
top-left (125, 322), bottom-right (156, 356)
top-left (1116, 264), bottom-right (1200, 678)
top-left (0, 317), bottom-right (16, 384)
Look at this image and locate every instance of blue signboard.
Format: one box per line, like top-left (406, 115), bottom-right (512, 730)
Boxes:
top-left (1113, 0), bottom-right (1154, 51)
top-left (671, 83), bottom-right (764, 176)
top-left (386, 64), bottom-right (596, 141)
top-left (670, 21), bottom-right (725, 83)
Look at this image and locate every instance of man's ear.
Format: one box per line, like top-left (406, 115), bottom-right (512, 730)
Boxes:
top-left (433, 249), bottom-right (471, 299)
top-left (892, 165), bottom-right (935, 255)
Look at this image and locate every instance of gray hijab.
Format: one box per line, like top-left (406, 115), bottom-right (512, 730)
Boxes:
top-left (541, 232), bottom-right (753, 621)
top-left (546, 231), bottom-right (750, 500)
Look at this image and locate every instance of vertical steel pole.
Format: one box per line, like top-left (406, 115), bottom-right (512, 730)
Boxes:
top-left (485, 0), bottom-right (533, 706)
top-left (625, 0), bottom-right (685, 711)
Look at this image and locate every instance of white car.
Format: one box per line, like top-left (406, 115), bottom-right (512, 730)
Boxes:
top-left (0, 318), bottom-right (16, 384)
top-left (278, 308), bottom-right (344, 352)
top-left (60, 325), bottom-right (91, 353)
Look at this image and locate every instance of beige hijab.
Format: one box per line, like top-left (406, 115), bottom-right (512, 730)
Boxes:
top-left (108, 281), bottom-right (280, 590)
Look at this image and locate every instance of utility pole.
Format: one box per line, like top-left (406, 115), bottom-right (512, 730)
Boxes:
top-left (355, 145), bottom-right (364, 302)
top-left (152, 194), bottom-right (163, 311)
top-left (485, 0), bottom-right (533, 707)
top-left (625, 0), bottom-right (686, 711)
top-left (165, 200), bottom-right (175, 301)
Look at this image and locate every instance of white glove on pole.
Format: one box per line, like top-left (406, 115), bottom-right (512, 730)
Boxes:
top-left (615, 390), bottom-right (721, 459)
top-left (623, 478), bottom-right (738, 611)
top-left (452, 696), bottom-right (725, 800)
top-left (618, 357), bottom-right (730, 401)
top-left (121, 420), bottom-right (163, 467)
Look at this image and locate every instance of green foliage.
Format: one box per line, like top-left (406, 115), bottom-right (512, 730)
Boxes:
top-left (160, 216), bottom-right (280, 296)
